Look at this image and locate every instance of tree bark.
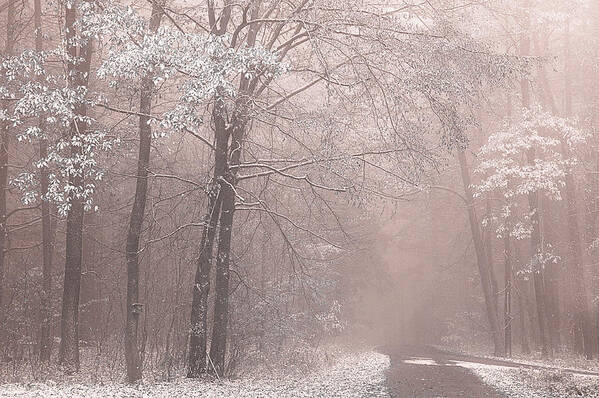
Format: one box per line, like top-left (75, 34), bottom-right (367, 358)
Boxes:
top-left (484, 199), bottom-right (499, 314)
top-left (187, 98), bottom-right (228, 377)
top-left (35, 0), bottom-right (55, 363)
top-left (524, 167), bottom-right (550, 357)
top-left (517, 287), bottom-right (531, 354)
top-left (504, 233), bottom-right (512, 357)
top-left (563, 21), bottom-right (593, 358)
top-left (457, 149), bottom-right (503, 355)
top-left (536, 29), bottom-right (593, 357)
top-left (520, 31), bottom-right (551, 357)
top-left (39, 138), bottom-right (53, 363)
top-left (58, 0), bottom-right (93, 372)
top-left (561, 146), bottom-right (593, 357)
top-left (506, 90), bottom-right (528, 356)
top-left (209, 107), bottom-right (247, 376)
top-left (584, 151), bottom-right (599, 358)
top-left (0, 0), bottom-right (15, 338)
top-left (208, 176), bottom-right (235, 376)
top-left (542, 201), bottom-right (561, 352)
top-left (532, 39), bottom-right (564, 354)
top-left (513, 240), bottom-right (531, 354)
top-left (124, 2), bottom-right (163, 383)
top-left (205, 6), bottom-right (259, 376)
top-left (560, 135), bottom-right (592, 358)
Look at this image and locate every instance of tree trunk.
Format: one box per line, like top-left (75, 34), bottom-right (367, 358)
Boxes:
top-left (533, 42), bottom-right (565, 355)
top-left (513, 240), bottom-right (531, 354)
top-left (187, 98), bottom-right (228, 377)
top-left (58, 0), bottom-right (93, 372)
top-left (35, 0), bottom-right (54, 363)
top-left (484, 199), bottom-right (499, 314)
top-left (39, 139), bottom-right (53, 362)
top-left (506, 90), bottom-right (527, 356)
top-left (504, 233), bottom-right (512, 357)
top-left (124, 3), bottom-right (163, 383)
top-left (517, 286), bottom-right (530, 354)
top-left (457, 149), bottom-right (503, 355)
top-left (542, 201), bottom-right (561, 352)
top-left (520, 31), bottom-right (551, 357)
top-left (209, 115), bottom-right (246, 376)
top-left (537, 28), bottom-right (593, 357)
top-left (205, 11), bottom-right (258, 375)
top-left (59, 157), bottom-right (85, 372)
top-left (0, 0), bottom-right (15, 339)
top-left (524, 172), bottom-right (550, 357)
top-left (560, 144), bottom-right (593, 358)
top-left (208, 177), bottom-right (235, 376)
top-left (584, 151), bottom-right (599, 358)
top-left (525, 180), bottom-right (550, 357)
top-left (563, 22), bottom-right (593, 358)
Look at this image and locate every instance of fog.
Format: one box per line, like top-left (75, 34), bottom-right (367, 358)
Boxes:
top-left (1, 0), bottom-right (599, 396)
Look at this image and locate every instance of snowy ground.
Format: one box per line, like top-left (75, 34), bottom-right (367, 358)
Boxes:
top-left (456, 360), bottom-right (599, 398)
top-left (0, 351), bottom-right (390, 398)
top-left (436, 342), bottom-right (599, 374)
top-left (435, 343), bottom-right (599, 396)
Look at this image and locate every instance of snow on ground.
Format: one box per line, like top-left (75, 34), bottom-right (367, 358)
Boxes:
top-left (402, 357), bottom-right (438, 366)
top-left (436, 343), bottom-right (599, 374)
top-left (0, 351), bottom-right (390, 398)
top-left (454, 360), bottom-right (599, 398)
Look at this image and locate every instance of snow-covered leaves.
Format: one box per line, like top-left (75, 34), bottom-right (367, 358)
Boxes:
top-left (100, 28), bottom-right (285, 134)
top-left (476, 106), bottom-right (587, 201)
top-left (1, 49), bottom-right (113, 215)
top-left (3, 0), bottom-right (288, 216)
top-left (13, 130), bottom-right (118, 216)
top-left (95, 2), bottom-right (286, 135)
top-left (474, 106), bottom-right (588, 240)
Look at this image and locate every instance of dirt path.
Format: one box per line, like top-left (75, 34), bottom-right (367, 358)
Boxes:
top-left (383, 346), bottom-right (504, 397)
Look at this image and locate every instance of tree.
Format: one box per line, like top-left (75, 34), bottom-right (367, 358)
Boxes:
top-left (178, 0), bottom-right (524, 376)
top-left (457, 149), bottom-right (503, 355)
top-left (476, 103), bottom-right (589, 357)
top-left (124, 0), bottom-right (164, 383)
top-left (58, 0), bottom-right (94, 372)
top-left (34, 0), bottom-right (55, 363)
top-left (0, 0), bottom-right (15, 333)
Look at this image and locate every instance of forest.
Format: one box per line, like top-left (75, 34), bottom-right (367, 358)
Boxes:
top-left (1, 0), bottom-right (599, 397)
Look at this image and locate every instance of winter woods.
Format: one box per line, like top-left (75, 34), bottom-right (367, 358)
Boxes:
top-left (1, 0), bottom-right (599, 391)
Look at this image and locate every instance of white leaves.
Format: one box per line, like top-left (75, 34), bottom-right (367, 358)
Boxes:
top-left (96, 16), bottom-right (287, 136)
top-left (76, 0), bottom-right (146, 43)
top-left (98, 27), bottom-right (286, 97)
top-left (10, 172), bottom-right (38, 205)
top-left (8, 71), bottom-right (116, 215)
top-left (35, 130), bottom-right (117, 216)
top-left (474, 105), bottom-right (588, 239)
top-left (14, 83), bottom-right (89, 127)
top-left (475, 105), bottom-right (587, 201)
